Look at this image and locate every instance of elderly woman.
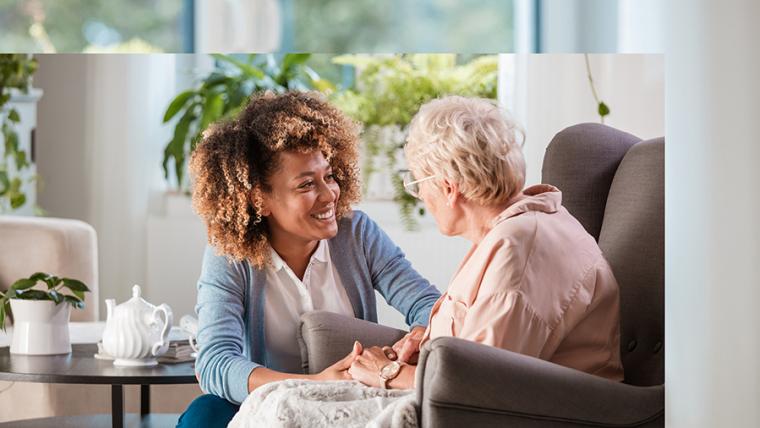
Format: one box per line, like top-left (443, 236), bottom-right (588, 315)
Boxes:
top-left (176, 92), bottom-right (440, 428)
top-left (347, 95), bottom-right (624, 389)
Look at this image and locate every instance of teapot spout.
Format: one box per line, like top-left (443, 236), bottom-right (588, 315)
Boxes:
top-left (105, 299), bottom-right (116, 321)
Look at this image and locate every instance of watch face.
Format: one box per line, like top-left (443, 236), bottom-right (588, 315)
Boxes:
top-left (380, 361), bottom-right (401, 379)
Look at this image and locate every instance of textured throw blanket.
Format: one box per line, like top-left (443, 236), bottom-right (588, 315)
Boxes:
top-left (228, 379), bottom-right (418, 428)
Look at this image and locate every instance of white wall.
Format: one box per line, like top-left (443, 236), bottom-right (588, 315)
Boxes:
top-left (503, 54), bottom-right (664, 186)
top-left (35, 55), bottom-right (176, 319)
top-left (667, 1), bottom-right (760, 426)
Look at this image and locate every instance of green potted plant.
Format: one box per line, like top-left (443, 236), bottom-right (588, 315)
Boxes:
top-left (0, 272), bottom-right (90, 355)
top-left (0, 54), bottom-right (39, 213)
top-left (162, 53), bottom-right (334, 192)
top-left (330, 54), bottom-right (499, 229)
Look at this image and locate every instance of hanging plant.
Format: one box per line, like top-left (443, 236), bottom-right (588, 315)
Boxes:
top-left (330, 54), bottom-right (498, 229)
top-left (0, 54), bottom-right (38, 213)
top-left (584, 54), bottom-right (611, 124)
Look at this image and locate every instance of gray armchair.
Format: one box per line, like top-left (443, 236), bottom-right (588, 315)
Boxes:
top-left (299, 123), bottom-right (664, 427)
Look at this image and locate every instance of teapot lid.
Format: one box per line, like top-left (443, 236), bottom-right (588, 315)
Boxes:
top-left (117, 284), bottom-right (153, 312)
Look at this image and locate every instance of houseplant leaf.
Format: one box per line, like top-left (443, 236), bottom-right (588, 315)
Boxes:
top-left (47, 289), bottom-right (64, 304)
top-left (162, 107), bottom-right (197, 186)
top-left (163, 90), bottom-right (195, 123)
top-left (0, 170), bottom-right (9, 194)
top-left (9, 186), bottom-right (26, 209)
top-left (7, 108), bottom-right (20, 123)
top-left (211, 54), bottom-right (265, 79)
top-left (282, 53), bottom-right (311, 72)
top-left (279, 54), bottom-right (311, 84)
top-left (199, 92), bottom-right (224, 131)
top-left (30, 271), bottom-right (51, 284)
top-left (62, 278), bottom-right (90, 292)
top-left (598, 102), bottom-right (610, 117)
top-left (10, 278), bottom-right (37, 291)
top-left (63, 295), bottom-right (85, 310)
top-left (15, 289), bottom-right (49, 300)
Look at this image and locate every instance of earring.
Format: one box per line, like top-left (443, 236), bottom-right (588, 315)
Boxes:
top-left (446, 201), bottom-right (451, 207)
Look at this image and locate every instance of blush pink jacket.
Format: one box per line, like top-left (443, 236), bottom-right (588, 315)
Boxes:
top-left (422, 184), bottom-right (624, 381)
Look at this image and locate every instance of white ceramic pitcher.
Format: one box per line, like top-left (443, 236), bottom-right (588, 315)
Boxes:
top-left (102, 285), bottom-right (173, 367)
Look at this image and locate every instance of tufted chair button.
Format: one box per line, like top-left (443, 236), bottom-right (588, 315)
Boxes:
top-left (627, 340), bottom-right (637, 352)
top-left (653, 341), bottom-right (663, 353)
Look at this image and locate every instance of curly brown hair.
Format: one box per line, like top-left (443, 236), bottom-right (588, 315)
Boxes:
top-left (189, 91), bottom-right (362, 268)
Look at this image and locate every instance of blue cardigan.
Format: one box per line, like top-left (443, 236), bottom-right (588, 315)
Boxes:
top-left (195, 210), bottom-right (441, 404)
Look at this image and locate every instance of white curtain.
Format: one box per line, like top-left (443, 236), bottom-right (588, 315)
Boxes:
top-left (667, 1), bottom-right (760, 426)
top-left (195, 0), bottom-right (281, 52)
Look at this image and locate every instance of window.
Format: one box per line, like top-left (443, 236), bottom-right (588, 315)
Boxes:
top-left (281, 0), bottom-right (516, 52)
top-left (0, 0), bottom-right (193, 52)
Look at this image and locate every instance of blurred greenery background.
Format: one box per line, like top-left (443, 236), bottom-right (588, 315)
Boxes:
top-left (0, 0), bottom-right (185, 52)
top-left (0, 0), bottom-right (514, 52)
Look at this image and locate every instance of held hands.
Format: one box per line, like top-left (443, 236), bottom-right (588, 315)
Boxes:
top-left (391, 326), bottom-right (426, 364)
top-left (347, 344), bottom-right (396, 388)
top-left (324, 326), bottom-right (425, 388)
top-left (315, 341), bottom-right (363, 381)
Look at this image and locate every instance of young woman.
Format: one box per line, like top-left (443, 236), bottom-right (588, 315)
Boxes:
top-left (176, 92), bottom-right (440, 428)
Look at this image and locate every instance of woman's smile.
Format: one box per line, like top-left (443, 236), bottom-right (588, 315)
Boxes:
top-left (311, 206), bottom-right (335, 221)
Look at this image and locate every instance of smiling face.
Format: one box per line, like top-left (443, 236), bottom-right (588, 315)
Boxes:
top-left (259, 150), bottom-right (340, 250)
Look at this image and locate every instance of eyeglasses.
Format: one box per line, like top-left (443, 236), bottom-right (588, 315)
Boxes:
top-left (401, 170), bottom-right (437, 199)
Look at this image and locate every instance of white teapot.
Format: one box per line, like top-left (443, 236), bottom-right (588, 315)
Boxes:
top-left (102, 285), bottom-right (173, 367)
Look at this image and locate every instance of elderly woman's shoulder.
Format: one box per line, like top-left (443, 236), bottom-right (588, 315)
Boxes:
top-left (486, 212), bottom-right (540, 245)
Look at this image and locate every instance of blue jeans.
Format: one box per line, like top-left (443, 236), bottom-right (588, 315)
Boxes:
top-left (176, 394), bottom-right (240, 428)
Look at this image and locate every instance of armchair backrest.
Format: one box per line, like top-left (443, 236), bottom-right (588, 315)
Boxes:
top-left (598, 138), bottom-right (664, 386)
top-left (542, 123), bottom-right (640, 240)
top-left (542, 124), bottom-right (664, 387)
top-left (0, 216), bottom-right (99, 321)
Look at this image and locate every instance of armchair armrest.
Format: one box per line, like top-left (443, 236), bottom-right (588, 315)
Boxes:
top-left (416, 337), bottom-right (664, 428)
top-left (298, 311), bottom-right (407, 374)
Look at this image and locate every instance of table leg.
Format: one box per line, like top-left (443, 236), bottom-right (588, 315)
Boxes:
top-left (140, 384), bottom-right (150, 415)
top-left (111, 384), bottom-right (124, 428)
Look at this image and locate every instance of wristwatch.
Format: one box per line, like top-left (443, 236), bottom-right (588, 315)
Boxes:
top-left (379, 361), bottom-right (403, 389)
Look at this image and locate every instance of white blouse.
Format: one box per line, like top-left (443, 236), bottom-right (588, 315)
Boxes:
top-left (263, 240), bottom-right (355, 373)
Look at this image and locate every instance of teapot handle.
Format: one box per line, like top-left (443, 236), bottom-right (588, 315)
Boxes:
top-left (151, 304), bottom-right (174, 357)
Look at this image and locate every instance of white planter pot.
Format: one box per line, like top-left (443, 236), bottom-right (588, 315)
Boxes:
top-left (10, 300), bottom-right (71, 355)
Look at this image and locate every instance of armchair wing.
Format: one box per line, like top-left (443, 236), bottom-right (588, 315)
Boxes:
top-left (416, 337), bottom-right (664, 428)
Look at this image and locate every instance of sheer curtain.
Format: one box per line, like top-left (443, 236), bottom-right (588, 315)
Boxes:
top-left (194, 0), bottom-right (281, 52)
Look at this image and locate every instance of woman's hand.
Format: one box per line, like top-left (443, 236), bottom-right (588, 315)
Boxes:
top-left (391, 326), bottom-right (426, 364)
top-left (347, 346), bottom-right (393, 388)
top-left (314, 341), bottom-right (363, 381)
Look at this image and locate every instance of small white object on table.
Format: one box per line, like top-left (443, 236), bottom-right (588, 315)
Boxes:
top-left (0, 322), bottom-right (191, 349)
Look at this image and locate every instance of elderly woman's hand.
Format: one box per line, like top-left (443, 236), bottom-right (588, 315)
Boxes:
top-left (391, 326), bottom-right (426, 364)
top-left (348, 346), bottom-right (394, 388)
top-left (314, 341), bottom-right (363, 381)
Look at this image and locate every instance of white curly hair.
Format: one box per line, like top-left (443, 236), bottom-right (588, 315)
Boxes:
top-left (405, 96), bottom-right (526, 205)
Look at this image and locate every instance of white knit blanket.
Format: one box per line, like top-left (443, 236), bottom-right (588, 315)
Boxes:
top-left (227, 380), bottom-right (418, 428)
